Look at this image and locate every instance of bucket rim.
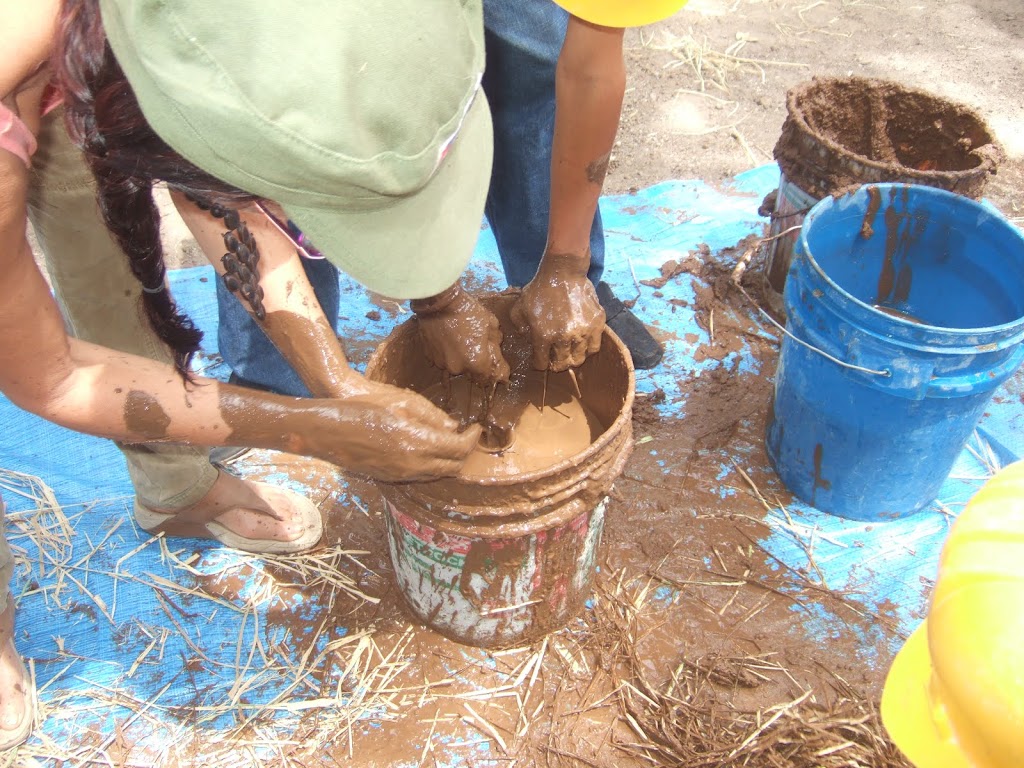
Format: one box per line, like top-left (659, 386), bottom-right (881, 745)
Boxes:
top-left (364, 292), bottom-right (637, 490)
top-left (798, 183), bottom-right (1024, 340)
top-left (781, 76), bottom-right (1003, 187)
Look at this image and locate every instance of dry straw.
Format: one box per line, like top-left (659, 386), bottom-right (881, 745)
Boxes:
top-left (576, 572), bottom-right (913, 768)
top-left (644, 29), bottom-right (808, 94)
top-left (0, 466), bottom-right (556, 765)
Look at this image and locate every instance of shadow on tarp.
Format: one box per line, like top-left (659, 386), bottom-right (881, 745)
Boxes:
top-left (1, 164), bottom-right (1019, 756)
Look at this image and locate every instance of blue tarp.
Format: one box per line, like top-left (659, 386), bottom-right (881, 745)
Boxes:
top-left (2, 164), bottom-right (1020, 757)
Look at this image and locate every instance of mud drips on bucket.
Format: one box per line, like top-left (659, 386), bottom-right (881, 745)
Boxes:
top-left (767, 183), bottom-right (1024, 520)
top-left (365, 292), bottom-right (635, 648)
top-left (764, 76), bottom-right (1003, 301)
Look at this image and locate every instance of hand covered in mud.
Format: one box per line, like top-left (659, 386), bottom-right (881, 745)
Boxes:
top-left (511, 252), bottom-right (606, 372)
top-left (412, 283), bottom-right (511, 386)
top-left (304, 379), bottom-right (481, 482)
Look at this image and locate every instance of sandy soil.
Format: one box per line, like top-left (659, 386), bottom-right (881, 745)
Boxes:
top-left (611, 0), bottom-right (1023, 216)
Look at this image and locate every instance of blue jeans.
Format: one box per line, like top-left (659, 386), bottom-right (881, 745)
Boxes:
top-left (215, 0), bottom-right (604, 396)
top-left (482, 0), bottom-right (605, 287)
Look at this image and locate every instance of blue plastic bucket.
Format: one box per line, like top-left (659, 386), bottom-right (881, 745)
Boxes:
top-left (766, 184), bottom-right (1024, 520)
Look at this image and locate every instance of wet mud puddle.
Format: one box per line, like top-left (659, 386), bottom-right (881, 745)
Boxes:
top-left (423, 370), bottom-right (604, 478)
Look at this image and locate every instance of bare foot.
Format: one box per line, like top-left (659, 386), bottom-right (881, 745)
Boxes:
top-left (191, 472), bottom-right (305, 543)
top-left (0, 601), bottom-right (31, 750)
top-left (136, 471), bottom-right (322, 554)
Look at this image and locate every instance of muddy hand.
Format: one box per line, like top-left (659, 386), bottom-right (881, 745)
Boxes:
top-left (308, 380), bottom-right (482, 482)
top-left (511, 253), bottom-right (605, 372)
top-left (413, 284), bottom-right (511, 386)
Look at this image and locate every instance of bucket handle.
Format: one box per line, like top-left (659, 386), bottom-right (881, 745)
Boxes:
top-left (752, 300), bottom-right (892, 377)
top-left (733, 231), bottom-right (892, 382)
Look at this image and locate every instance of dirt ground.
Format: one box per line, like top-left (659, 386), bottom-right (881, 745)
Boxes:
top-left (611, 0), bottom-right (1023, 214)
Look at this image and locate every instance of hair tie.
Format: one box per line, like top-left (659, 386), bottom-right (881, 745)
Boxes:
top-left (141, 263), bottom-right (167, 294)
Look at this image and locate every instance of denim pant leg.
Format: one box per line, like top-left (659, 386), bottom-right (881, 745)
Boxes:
top-left (27, 111), bottom-right (219, 510)
top-left (216, 257), bottom-right (341, 397)
top-left (482, 0), bottom-right (605, 288)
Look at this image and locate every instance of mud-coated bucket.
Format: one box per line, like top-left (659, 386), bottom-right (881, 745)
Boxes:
top-left (766, 184), bottom-right (1024, 521)
top-left (365, 293), bottom-right (634, 648)
top-left (764, 76), bottom-right (1002, 301)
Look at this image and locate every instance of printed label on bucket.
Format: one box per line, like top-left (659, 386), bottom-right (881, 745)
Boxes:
top-left (384, 499), bottom-right (606, 647)
top-left (391, 507), bottom-right (470, 576)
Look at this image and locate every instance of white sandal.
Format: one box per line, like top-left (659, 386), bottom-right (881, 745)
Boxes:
top-left (134, 470), bottom-right (323, 555)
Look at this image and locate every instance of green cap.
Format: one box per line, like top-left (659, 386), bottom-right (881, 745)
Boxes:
top-left (99, 0), bottom-right (492, 299)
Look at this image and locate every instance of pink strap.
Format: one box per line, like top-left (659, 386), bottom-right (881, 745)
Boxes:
top-left (0, 101), bottom-right (37, 168)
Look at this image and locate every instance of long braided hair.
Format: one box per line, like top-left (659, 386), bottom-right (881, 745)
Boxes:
top-left (53, 0), bottom-right (262, 377)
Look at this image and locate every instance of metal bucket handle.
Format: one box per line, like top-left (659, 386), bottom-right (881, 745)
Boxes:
top-left (757, 302), bottom-right (893, 378)
top-left (757, 204), bottom-right (1024, 386)
top-left (735, 224), bottom-right (893, 379)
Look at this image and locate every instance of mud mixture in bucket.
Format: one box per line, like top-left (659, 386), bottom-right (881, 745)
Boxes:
top-left (423, 369), bottom-right (604, 477)
top-left (365, 292), bottom-right (634, 648)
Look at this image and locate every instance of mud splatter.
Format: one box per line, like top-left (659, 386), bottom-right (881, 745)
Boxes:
top-left (586, 151), bottom-right (611, 185)
top-left (123, 390), bottom-right (171, 438)
top-left (861, 185), bottom-right (882, 239)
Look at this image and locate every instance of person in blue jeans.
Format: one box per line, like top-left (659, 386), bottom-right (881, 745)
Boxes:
top-left (218, 0), bottom-right (669, 397)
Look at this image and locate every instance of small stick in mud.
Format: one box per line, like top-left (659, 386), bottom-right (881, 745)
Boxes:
top-left (479, 380), bottom-right (493, 426)
top-left (567, 369), bottom-right (582, 399)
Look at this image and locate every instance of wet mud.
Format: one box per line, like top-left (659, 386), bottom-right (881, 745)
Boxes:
top-left (364, 292), bottom-right (634, 521)
top-left (631, 387), bottom-right (666, 425)
top-left (774, 75), bottom-right (1002, 200)
top-left (365, 293), bottom-right (634, 648)
top-left (423, 371), bottom-right (604, 478)
top-left (123, 389), bottom-right (171, 438)
top-left (173, 270), bottom-right (907, 766)
top-left (260, 308), bottom-right (349, 397)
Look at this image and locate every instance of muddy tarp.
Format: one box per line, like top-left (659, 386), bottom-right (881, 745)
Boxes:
top-left (1, 165), bottom-right (1019, 755)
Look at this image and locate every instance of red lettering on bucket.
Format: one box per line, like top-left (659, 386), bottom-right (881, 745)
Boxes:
top-left (392, 507), bottom-right (472, 556)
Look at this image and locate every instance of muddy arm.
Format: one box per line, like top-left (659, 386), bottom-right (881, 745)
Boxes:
top-left (0, 153), bottom-right (476, 479)
top-left (512, 16), bottom-right (624, 371)
top-left (173, 191), bottom-right (359, 399)
top-left (0, 151), bottom-right (228, 445)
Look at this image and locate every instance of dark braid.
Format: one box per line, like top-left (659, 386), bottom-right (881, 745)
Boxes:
top-left (54, 0), bottom-right (264, 377)
top-left (185, 195), bottom-right (266, 321)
